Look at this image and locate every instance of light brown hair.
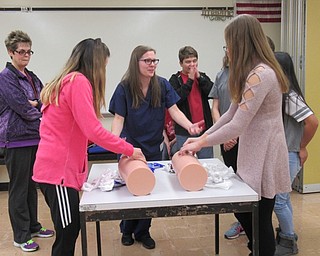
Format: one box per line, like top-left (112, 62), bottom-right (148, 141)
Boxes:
top-left (41, 38), bottom-right (110, 117)
top-left (225, 14), bottom-right (288, 103)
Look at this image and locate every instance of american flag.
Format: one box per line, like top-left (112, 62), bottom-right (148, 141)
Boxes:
top-left (236, 0), bottom-right (281, 23)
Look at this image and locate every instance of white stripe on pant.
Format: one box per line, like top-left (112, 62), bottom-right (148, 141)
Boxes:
top-left (55, 185), bottom-right (72, 228)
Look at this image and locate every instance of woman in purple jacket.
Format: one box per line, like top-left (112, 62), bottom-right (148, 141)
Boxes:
top-left (0, 30), bottom-right (54, 252)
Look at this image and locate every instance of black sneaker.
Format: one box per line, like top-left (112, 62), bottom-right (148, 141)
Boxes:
top-left (136, 235), bottom-right (155, 249)
top-left (121, 233), bottom-right (134, 246)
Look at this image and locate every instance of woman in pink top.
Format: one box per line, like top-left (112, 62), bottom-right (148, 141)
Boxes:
top-left (32, 38), bottom-right (145, 256)
top-left (180, 15), bottom-right (291, 256)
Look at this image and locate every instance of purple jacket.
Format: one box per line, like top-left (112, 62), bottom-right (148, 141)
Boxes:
top-left (0, 62), bottom-right (43, 148)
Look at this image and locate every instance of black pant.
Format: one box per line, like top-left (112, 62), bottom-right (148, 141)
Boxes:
top-left (120, 219), bottom-right (152, 239)
top-left (39, 183), bottom-right (80, 256)
top-left (235, 197), bottom-right (276, 256)
top-left (220, 141), bottom-right (238, 173)
top-left (4, 146), bottom-right (41, 243)
top-left (119, 152), bottom-right (161, 239)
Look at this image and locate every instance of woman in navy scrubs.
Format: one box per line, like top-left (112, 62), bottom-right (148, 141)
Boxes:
top-left (109, 45), bottom-right (203, 249)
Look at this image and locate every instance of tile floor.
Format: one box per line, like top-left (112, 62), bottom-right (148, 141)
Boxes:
top-left (0, 189), bottom-right (320, 255)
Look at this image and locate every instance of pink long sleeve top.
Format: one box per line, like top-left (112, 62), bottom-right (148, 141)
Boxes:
top-left (33, 72), bottom-right (134, 191)
top-left (205, 64), bottom-right (291, 199)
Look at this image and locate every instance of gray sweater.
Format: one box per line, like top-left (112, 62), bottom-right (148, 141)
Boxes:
top-left (205, 63), bottom-right (291, 199)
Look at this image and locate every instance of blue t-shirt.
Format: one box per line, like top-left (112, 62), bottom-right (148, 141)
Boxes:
top-left (109, 76), bottom-right (180, 158)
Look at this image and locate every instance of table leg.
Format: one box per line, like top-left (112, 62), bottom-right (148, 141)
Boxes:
top-left (96, 221), bottom-right (102, 256)
top-left (252, 202), bottom-right (259, 256)
top-left (80, 212), bottom-right (88, 256)
top-left (215, 214), bottom-right (219, 255)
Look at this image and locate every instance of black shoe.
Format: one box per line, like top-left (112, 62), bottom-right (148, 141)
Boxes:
top-left (121, 233), bottom-right (134, 246)
top-left (136, 235), bottom-right (155, 249)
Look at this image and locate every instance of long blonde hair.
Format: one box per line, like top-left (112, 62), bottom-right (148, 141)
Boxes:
top-left (225, 14), bottom-right (288, 103)
top-left (41, 38), bottom-right (110, 117)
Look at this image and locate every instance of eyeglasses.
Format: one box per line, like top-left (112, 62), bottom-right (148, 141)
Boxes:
top-left (223, 46), bottom-right (228, 52)
top-left (14, 50), bottom-right (34, 56)
top-left (139, 58), bottom-right (159, 65)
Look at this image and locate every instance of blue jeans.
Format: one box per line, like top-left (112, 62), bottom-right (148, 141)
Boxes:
top-left (175, 135), bottom-right (213, 159)
top-left (274, 151), bottom-right (301, 236)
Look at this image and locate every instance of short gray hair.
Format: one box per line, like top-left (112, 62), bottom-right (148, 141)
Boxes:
top-left (5, 30), bottom-right (32, 51)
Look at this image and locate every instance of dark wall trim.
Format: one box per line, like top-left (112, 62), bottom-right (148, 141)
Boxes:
top-left (0, 6), bottom-right (231, 12)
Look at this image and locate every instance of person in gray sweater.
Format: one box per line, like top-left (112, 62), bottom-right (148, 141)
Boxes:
top-left (210, 53), bottom-right (245, 240)
top-left (273, 51), bottom-right (318, 256)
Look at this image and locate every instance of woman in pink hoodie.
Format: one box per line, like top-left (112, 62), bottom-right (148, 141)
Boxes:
top-left (32, 38), bottom-right (145, 256)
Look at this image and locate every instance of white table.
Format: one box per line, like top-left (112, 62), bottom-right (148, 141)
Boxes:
top-left (79, 158), bottom-right (259, 255)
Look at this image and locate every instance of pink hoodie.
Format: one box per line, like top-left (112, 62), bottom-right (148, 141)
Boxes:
top-left (33, 72), bottom-right (133, 191)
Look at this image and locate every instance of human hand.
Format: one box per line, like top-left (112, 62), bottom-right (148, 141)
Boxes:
top-left (179, 136), bottom-right (206, 156)
top-left (188, 120), bottom-right (204, 135)
top-left (188, 66), bottom-right (197, 80)
top-left (131, 148), bottom-right (147, 163)
top-left (299, 147), bottom-right (308, 166)
top-left (28, 99), bottom-right (38, 107)
top-left (223, 138), bottom-right (238, 151)
top-left (194, 66), bottom-right (200, 79)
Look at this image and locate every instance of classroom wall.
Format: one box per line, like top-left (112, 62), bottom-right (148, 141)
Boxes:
top-left (0, 10), bottom-right (231, 110)
top-left (0, 1), bottom-right (317, 193)
top-left (302, 0), bottom-right (320, 192)
top-left (0, 0), bottom-right (281, 183)
top-left (0, 0), bottom-right (280, 115)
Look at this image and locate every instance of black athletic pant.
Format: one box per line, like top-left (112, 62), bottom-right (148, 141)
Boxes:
top-left (39, 183), bottom-right (80, 256)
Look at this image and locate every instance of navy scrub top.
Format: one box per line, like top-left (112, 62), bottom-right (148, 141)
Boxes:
top-left (109, 76), bottom-right (180, 158)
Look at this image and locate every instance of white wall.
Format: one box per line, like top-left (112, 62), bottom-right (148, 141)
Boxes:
top-left (0, 0), bottom-right (281, 182)
top-left (0, 8), bottom-right (280, 113)
top-left (0, 9), bottom-right (230, 113)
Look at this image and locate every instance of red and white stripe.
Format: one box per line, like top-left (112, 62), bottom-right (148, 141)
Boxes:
top-left (236, 0), bottom-right (281, 23)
